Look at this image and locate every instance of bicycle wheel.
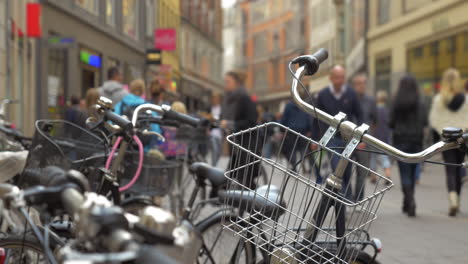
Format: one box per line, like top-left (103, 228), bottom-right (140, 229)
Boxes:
top-left (0, 233), bottom-right (57, 264)
top-left (197, 217), bottom-right (256, 264)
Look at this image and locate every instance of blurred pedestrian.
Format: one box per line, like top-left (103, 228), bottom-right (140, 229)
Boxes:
top-left (314, 65), bottom-right (363, 200)
top-left (64, 95), bottom-right (86, 127)
top-left (149, 79), bottom-right (167, 105)
top-left (210, 93), bottom-right (223, 166)
top-left (352, 74), bottom-right (377, 202)
top-left (279, 88), bottom-right (313, 171)
top-left (261, 106), bottom-right (276, 159)
top-left (85, 88), bottom-right (100, 111)
top-left (99, 67), bottom-right (127, 106)
top-left (390, 75), bottom-right (428, 217)
top-left (221, 70), bottom-right (259, 189)
top-left (370, 90), bottom-right (392, 183)
top-left (115, 79), bottom-right (162, 149)
top-left (159, 101), bottom-right (188, 159)
top-left (429, 68), bottom-right (468, 217)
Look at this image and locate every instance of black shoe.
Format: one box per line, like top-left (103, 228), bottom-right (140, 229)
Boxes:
top-left (407, 187), bottom-right (416, 217)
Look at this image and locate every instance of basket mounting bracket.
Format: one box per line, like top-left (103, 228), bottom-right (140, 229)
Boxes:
top-left (319, 112), bottom-right (347, 147)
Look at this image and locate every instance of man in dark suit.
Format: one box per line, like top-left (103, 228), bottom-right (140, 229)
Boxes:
top-left (313, 65), bottom-right (363, 200)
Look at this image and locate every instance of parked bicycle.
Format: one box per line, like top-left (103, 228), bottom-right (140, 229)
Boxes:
top-left (217, 49), bottom-right (468, 264)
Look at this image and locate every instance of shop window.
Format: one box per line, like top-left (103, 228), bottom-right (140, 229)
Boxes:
top-left (75, 0), bottom-right (99, 14)
top-left (106, 0), bottom-right (116, 26)
top-left (378, 0), bottom-right (390, 25)
top-left (414, 47), bottom-right (423, 58)
top-left (464, 32), bottom-right (468, 52)
top-left (253, 33), bottom-right (267, 57)
top-left (431, 41), bottom-right (439, 56)
top-left (123, 0), bottom-right (139, 40)
top-left (375, 55), bottom-right (391, 94)
top-left (447, 37), bottom-right (456, 53)
top-left (254, 65), bottom-right (268, 92)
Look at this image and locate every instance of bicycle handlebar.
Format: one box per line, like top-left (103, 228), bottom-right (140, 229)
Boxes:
top-left (291, 51), bottom-right (463, 163)
top-left (131, 104), bottom-right (202, 128)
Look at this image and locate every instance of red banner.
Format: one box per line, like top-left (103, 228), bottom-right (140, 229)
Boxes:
top-left (27, 3), bottom-right (41, 38)
top-left (154, 29), bottom-right (176, 51)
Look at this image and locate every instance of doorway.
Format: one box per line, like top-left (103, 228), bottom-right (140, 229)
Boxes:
top-left (82, 68), bottom-right (96, 95)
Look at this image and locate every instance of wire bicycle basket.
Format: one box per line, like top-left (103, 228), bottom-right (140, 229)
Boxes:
top-left (222, 122), bottom-right (393, 264)
top-left (24, 120), bottom-right (108, 171)
top-left (121, 151), bottom-right (182, 196)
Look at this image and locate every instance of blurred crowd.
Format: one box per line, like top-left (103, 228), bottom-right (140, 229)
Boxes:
top-left (64, 64), bottom-right (468, 219)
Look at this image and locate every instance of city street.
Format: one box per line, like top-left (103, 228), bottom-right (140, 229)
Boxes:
top-left (369, 159), bottom-right (468, 264)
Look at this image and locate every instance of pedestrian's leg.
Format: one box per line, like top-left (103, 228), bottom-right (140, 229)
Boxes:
top-left (407, 163), bottom-right (418, 217)
top-left (354, 151), bottom-right (369, 202)
top-left (443, 150), bottom-right (460, 216)
top-left (415, 163), bottom-right (421, 184)
top-left (398, 161), bottom-right (412, 215)
top-left (210, 136), bottom-right (217, 166)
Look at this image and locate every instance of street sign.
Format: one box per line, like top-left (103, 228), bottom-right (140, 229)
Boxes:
top-left (146, 49), bottom-right (161, 65)
top-left (154, 28), bottom-right (176, 51)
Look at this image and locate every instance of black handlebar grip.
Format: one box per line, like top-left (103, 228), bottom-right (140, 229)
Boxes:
top-left (312, 48), bottom-right (329, 65)
top-left (164, 110), bottom-right (201, 127)
top-left (105, 110), bottom-right (133, 131)
top-left (291, 48), bottom-right (329, 76)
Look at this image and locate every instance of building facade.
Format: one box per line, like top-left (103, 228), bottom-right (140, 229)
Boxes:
top-left (0, 0), bottom-right (38, 135)
top-left (37, 0), bottom-right (153, 120)
top-left (180, 0), bottom-right (223, 112)
top-left (223, 0), bottom-right (244, 73)
top-left (367, 0), bottom-right (468, 97)
top-left (240, 0), bottom-right (308, 111)
top-left (152, 0), bottom-right (181, 98)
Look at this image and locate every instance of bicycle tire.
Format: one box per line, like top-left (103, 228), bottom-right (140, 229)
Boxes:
top-left (197, 216), bottom-right (256, 264)
top-left (0, 233), bottom-right (59, 264)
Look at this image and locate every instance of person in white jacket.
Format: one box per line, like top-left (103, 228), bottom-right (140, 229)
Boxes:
top-left (429, 68), bottom-right (468, 217)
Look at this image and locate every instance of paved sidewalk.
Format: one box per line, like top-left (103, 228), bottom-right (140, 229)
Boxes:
top-left (370, 162), bottom-right (468, 264)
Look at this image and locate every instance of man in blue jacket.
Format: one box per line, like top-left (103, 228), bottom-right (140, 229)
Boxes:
top-left (313, 65), bottom-right (363, 200)
top-left (280, 89), bottom-right (313, 171)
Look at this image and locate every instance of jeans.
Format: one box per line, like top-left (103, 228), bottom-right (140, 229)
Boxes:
top-left (442, 149), bottom-right (465, 194)
top-left (263, 139), bottom-right (273, 159)
top-left (397, 161), bottom-right (418, 188)
top-left (210, 136), bottom-right (222, 167)
top-left (328, 138), bottom-right (352, 200)
top-left (354, 150), bottom-right (370, 202)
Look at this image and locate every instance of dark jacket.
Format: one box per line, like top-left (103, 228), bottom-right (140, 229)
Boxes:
top-left (221, 87), bottom-right (257, 133)
top-left (280, 101), bottom-right (312, 135)
top-left (373, 104), bottom-right (391, 143)
top-left (64, 105), bottom-right (86, 128)
top-left (389, 102), bottom-right (427, 152)
top-left (313, 85), bottom-right (363, 139)
top-left (358, 94), bottom-right (377, 126)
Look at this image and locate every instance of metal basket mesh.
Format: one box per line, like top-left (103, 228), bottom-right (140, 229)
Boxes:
top-left (121, 151), bottom-right (182, 196)
top-left (222, 122), bottom-right (393, 264)
top-left (24, 120), bottom-right (107, 171)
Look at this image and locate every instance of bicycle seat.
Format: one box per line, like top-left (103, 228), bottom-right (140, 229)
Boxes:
top-left (219, 185), bottom-right (286, 220)
top-left (189, 162), bottom-right (227, 188)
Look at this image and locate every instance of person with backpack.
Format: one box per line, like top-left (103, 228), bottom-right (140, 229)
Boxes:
top-left (114, 79), bottom-right (162, 149)
top-left (99, 67), bottom-right (127, 106)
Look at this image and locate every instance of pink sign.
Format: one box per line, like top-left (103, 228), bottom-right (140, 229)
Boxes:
top-left (154, 29), bottom-right (176, 51)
